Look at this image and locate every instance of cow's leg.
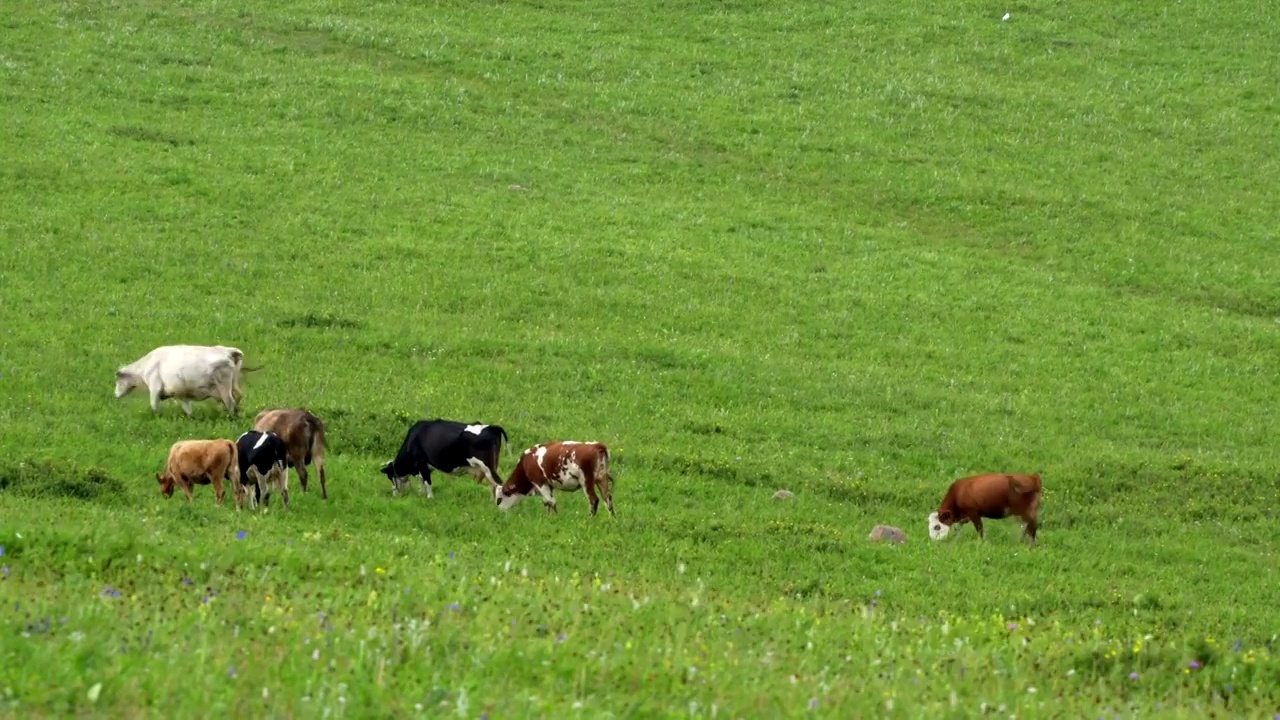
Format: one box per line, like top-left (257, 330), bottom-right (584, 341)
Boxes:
top-left (213, 472), bottom-right (225, 506)
top-left (294, 450), bottom-right (309, 493)
top-left (585, 479), bottom-right (601, 517)
top-left (422, 471), bottom-right (434, 500)
top-left (254, 469), bottom-right (269, 509)
top-left (246, 475), bottom-right (259, 511)
top-left (180, 399), bottom-right (194, 416)
top-left (219, 384), bottom-right (237, 416)
top-left (180, 477), bottom-right (194, 503)
top-left (278, 466), bottom-right (290, 510)
top-left (1023, 513), bottom-right (1038, 546)
top-left (464, 457), bottom-right (498, 487)
top-left (970, 515), bottom-right (985, 539)
top-left (535, 483), bottom-right (557, 513)
top-left (149, 387), bottom-right (164, 413)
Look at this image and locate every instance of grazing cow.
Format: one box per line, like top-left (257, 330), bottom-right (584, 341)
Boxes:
top-left (928, 472), bottom-right (1043, 544)
top-left (156, 439), bottom-right (240, 506)
top-left (380, 419), bottom-right (509, 499)
top-left (493, 441), bottom-right (615, 517)
top-left (114, 345), bottom-right (260, 416)
top-left (253, 408), bottom-right (329, 499)
top-left (236, 430), bottom-right (291, 511)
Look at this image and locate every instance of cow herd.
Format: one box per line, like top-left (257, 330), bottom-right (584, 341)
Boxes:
top-left (117, 344), bottom-right (618, 517)
top-left (117, 344), bottom-right (1043, 541)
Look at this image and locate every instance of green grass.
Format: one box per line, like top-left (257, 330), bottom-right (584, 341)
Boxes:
top-left (2, 0), bottom-right (1280, 716)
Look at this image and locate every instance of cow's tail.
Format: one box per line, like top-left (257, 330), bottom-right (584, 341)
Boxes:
top-left (597, 443), bottom-right (614, 486)
top-left (306, 412), bottom-right (328, 460)
top-left (498, 426), bottom-right (514, 460)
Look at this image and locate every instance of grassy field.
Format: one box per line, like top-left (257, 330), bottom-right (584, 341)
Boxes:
top-left (2, 0), bottom-right (1280, 716)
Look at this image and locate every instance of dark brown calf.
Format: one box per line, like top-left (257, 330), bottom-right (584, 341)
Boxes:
top-left (156, 439), bottom-right (240, 506)
top-left (253, 408), bottom-right (328, 499)
top-left (493, 441), bottom-right (615, 516)
top-left (928, 472), bottom-right (1042, 544)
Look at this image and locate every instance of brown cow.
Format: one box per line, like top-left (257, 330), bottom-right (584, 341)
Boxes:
top-left (156, 439), bottom-right (240, 507)
top-left (928, 472), bottom-right (1042, 544)
top-left (493, 441), bottom-right (615, 516)
top-left (253, 408), bottom-right (329, 499)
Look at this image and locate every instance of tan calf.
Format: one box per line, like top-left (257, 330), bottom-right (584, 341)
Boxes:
top-left (928, 472), bottom-right (1042, 544)
top-left (493, 441), bottom-right (615, 517)
top-left (156, 439), bottom-right (240, 506)
top-left (253, 408), bottom-right (329, 499)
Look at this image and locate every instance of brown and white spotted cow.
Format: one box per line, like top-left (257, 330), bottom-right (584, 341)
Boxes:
top-left (493, 440), bottom-right (615, 517)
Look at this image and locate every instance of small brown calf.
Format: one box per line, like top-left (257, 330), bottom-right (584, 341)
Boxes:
top-left (493, 441), bottom-right (615, 516)
top-left (156, 439), bottom-right (240, 506)
top-left (253, 408), bottom-right (329, 499)
top-left (928, 472), bottom-right (1042, 544)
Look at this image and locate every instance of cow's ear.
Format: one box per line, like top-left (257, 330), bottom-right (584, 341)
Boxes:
top-left (156, 473), bottom-right (164, 483)
top-left (937, 510), bottom-right (952, 524)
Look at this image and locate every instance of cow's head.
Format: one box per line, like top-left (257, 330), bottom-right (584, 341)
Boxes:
top-left (928, 511), bottom-right (953, 541)
top-left (380, 460), bottom-right (412, 494)
top-left (115, 369), bottom-right (142, 398)
top-left (492, 482), bottom-right (524, 511)
top-left (157, 472), bottom-right (176, 499)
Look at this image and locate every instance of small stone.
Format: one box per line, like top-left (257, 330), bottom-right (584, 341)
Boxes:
top-left (868, 525), bottom-right (907, 544)
top-left (772, 490), bottom-right (794, 500)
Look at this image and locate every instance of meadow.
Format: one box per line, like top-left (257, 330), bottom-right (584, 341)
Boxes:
top-left (2, 0), bottom-right (1279, 716)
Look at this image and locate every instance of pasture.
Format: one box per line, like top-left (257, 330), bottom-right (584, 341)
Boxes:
top-left (2, 0), bottom-right (1279, 716)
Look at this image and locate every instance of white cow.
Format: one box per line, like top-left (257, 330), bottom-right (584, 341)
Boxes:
top-left (114, 345), bottom-right (256, 416)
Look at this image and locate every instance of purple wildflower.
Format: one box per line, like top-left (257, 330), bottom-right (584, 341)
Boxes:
top-left (557, 633), bottom-right (567, 643)
top-left (228, 665), bottom-right (236, 678)
top-left (236, 531), bottom-right (247, 540)
top-left (808, 698), bottom-right (818, 709)
top-left (874, 589), bottom-right (881, 598)
top-left (181, 577), bottom-right (192, 585)
top-left (1, 566), bottom-right (8, 579)
top-left (101, 586), bottom-right (122, 598)
top-left (1129, 672), bottom-right (1139, 680)
top-left (448, 552), bottom-right (455, 559)
top-left (1008, 623), bottom-right (1017, 631)
top-left (448, 602), bottom-right (459, 611)
top-left (0, 545), bottom-right (5, 557)
top-left (1189, 660), bottom-right (1201, 670)
top-left (1233, 639), bottom-right (1243, 652)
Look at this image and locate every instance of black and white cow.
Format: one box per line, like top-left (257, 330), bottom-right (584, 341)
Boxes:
top-left (379, 419), bottom-right (509, 499)
top-left (235, 430), bottom-right (291, 510)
